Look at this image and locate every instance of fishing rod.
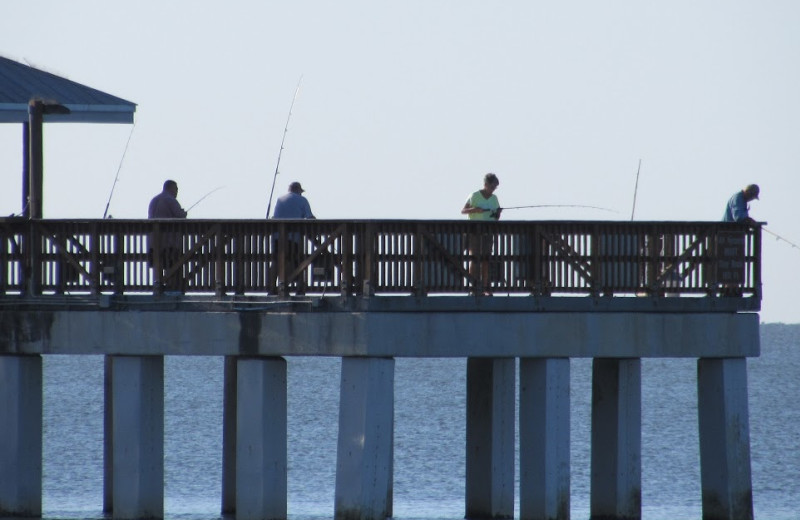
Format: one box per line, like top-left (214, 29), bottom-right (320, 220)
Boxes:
top-left (186, 186), bottom-right (225, 213)
top-left (102, 123), bottom-right (136, 219)
top-left (500, 204), bottom-right (619, 213)
top-left (631, 158), bottom-right (641, 221)
top-left (266, 75), bottom-right (303, 218)
top-left (763, 227), bottom-right (800, 252)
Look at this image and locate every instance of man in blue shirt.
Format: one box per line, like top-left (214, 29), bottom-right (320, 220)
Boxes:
top-left (270, 182), bottom-right (315, 294)
top-left (722, 184), bottom-right (759, 222)
top-left (271, 181), bottom-right (315, 220)
top-left (719, 184), bottom-right (759, 297)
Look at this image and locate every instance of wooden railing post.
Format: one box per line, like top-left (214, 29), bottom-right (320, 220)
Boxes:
top-left (113, 230), bottom-right (124, 295)
top-left (646, 230), bottom-right (659, 295)
top-left (276, 223), bottom-right (287, 297)
top-left (362, 223), bottom-right (376, 296)
top-left (233, 225), bottom-right (245, 296)
top-left (0, 227), bottom-right (5, 293)
top-left (215, 226), bottom-right (225, 297)
top-left (26, 220), bottom-right (41, 296)
top-left (413, 224), bottom-right (425, 296)
top-left (90, 223), bottom-right (100, 295)
top-left (752, 225), bottom-right (762, 299)
top-left (531, 224), bottom-right (546, 295)
top-left (151, 222), bottom-right (163, 296)
top-left (590, 224), bottom-right (601, 297)
top-left (341, 223), bottom-right (352, 296)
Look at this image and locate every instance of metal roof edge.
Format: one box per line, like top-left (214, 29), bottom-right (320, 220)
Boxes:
top-left (0, 102), bottom-right (136, 124)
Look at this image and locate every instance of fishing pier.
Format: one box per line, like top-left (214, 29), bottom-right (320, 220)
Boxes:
top-left (0, 218), bottom-right (760, 520)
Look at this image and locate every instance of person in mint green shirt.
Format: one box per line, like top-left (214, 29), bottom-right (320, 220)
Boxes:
top-left (462, 172), bottom-right (501, 220)
top-left (461, 173), bottom-right (501, 295)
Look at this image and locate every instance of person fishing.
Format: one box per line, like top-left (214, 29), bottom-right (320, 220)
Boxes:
top-left (148, 180), bottom-right (187, 292)
top-left (720, 183), bottom-right (760, 296)
top-left (269, 181), bottom-right (315, 295)
top-left (462, 172), bottom-right (502, 221)
top-left (722, 184), bottom-right (759, 223)
top-left (461, 173), bottom-right (501, 295)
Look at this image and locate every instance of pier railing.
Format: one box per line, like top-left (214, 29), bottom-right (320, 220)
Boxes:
top-left (0, 219), bottom-right (761, 299)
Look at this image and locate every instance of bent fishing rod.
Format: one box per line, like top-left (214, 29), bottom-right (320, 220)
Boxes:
top-left (186, 186), bottom-right (226, 213)
top-left (102, 123), bottom-right (136, 219)
top-left (266, 75), bottom-right (303, 218)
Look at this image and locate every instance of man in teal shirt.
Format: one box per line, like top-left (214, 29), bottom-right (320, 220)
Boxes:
top-left (722, 184), bottom-right (759, 222)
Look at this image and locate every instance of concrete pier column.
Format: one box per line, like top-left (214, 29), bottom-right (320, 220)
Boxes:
top-left (590, 358), bottom-right (641, 520)
top-left (221, 356), bottom-right (238, 515)
top-left (236, 356), bottom-right (287, 520)
top-left (0, 355), bottom-right (42, 517)
top-left (697, 358), bottom-right (754, 520)
top-left (466, 357), bottom-right (515, 519)
top-left (335, 357), bottom-right (395, 520)
top-left (111, 355), bottom-right (164, 519)
top-left (519, 358), bottom-right (570, 520)
top-left (103, 355), bottom-right (113, 513)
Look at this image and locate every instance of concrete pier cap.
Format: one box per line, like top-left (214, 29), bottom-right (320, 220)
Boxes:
top-left (0, 304), bottom-right (760, 359)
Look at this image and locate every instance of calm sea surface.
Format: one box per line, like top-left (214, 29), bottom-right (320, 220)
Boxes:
top-left (42, 323), bottom-right (799, 520)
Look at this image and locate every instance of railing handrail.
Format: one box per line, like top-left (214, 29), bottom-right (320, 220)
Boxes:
top-left (0, 218), bottom-right (761, 302)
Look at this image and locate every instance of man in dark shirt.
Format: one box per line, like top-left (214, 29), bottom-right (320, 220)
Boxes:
top-left (148, 180), bottom-right (187, 292)
top-left (149, 180), bottom-right (187, 219)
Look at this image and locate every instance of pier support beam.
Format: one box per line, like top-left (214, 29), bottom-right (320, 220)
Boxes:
top-left (111, 355), bottom-right (164, 519)
top-left (466, 358), bottom-right (515, 519)
top-left (697, 358), bottom-right (754, 520)
top-left (520, 358), bottom-right (570, 520)
top-left (0, 355), bottom-right (42, 517)
top-left (590, 358), bottom-right (641, 520)
top-left (236, 357), bottom-right (287, 520)
top-left (335, 357), bottom-right (395, 520)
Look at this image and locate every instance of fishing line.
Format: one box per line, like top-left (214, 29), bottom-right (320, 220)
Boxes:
top-left (266, 75), bottom-right (304, 218)
top-left (500, 204), bottom-right (619, 213)
top-left (102, 123), bottom-right (136, 219)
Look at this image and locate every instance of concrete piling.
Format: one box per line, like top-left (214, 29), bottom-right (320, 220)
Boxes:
top-left (520, 358), bottom-right (570, 520)
top-left (111, 355), bottom-right (164, 519)
top-left (698, 358), bottom-right (754, 520)
top-left (590, 358), bottom-right (642, 520)
top-left (465, 358), bottom-right (516, 519)
top-left (335, 357), bottom-right (395, 520)
top-left (235, 357), bottom-right (288, 520)
top-left (0, 355), bottom-right (43, 517)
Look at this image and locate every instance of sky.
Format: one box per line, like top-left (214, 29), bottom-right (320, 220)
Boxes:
top-left (1, 1), bottom-right (798, 323)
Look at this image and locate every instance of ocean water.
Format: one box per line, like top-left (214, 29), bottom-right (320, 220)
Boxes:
top-left (41, 323), bottom-right (799, 520)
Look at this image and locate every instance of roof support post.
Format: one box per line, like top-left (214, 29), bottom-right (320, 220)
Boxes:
top-left (27, 100), bottom-right (43, 219)
top-left (21, 121), bottom-right (29, 218)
